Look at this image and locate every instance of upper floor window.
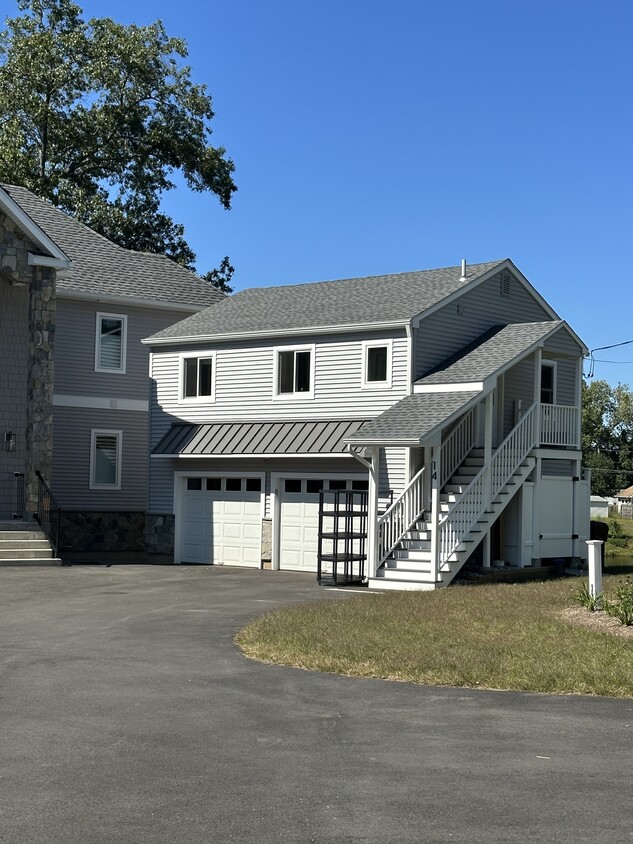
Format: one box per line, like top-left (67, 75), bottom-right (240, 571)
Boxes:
top-left (95, 313), bottom-right (127, 373)
top-left (274, 345), bottom-right (314, 398)
top-left (362, 340), bottom-right (392, 388)
top-left (541, 361), bottom-right (556, 404)
top-left (90, 429), bottom-right (122, 490)
top-left (181, 354), bottom-right (215, 401)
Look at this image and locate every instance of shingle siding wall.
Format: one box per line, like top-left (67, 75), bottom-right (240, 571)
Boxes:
top-left (0, 281), bottom-right (29, 518)
top-left (414, 271), bottom-right (553, 378)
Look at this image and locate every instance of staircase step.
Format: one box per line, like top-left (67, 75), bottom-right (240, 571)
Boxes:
top-left (368, 576), bottom-right (438, 591)
top-left (0, 557), bottom-right (62, 567)
top-left (0, 532), bottom-right (47, 541)
top-left (390, 548), bottom-right (432, 562)
top-left (0, 547), bottom-right (54, 560)
top-left (384, 557), bottom-right (433, 572)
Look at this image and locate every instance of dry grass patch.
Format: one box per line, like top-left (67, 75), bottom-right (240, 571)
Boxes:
top-left (236, 578), bottom-right (633, 697)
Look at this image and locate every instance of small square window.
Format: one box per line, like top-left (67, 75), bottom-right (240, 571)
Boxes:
top-left (328, 479), bottom-right (347, 490)
top-left (284, 479), bottom-right (302, 493)
top-left (246, 478), bottom-right (262, 492)
top-left (182, 356), bottom-right (214, 399)
top-left (206, 477), bottom-right (221, 491)
top-left (352, 480), bottom-right (369, 490)
top-left (306, 480), bottom-right (323, 494)
top-left (187, 478), bottom-right (203, 491)
top-left (226, 478), bottom-right (242, 491)
top-left (95, 313), bottom-right (127, 373)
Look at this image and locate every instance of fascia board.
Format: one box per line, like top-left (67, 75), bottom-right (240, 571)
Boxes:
top-left (151, 451), bottom-right (356, 459)
top-left (141, 319), bottom-right (410, 346)
top-left (56, 288), bottom-right (204, 313)
top-left (0, 188), bottom-right (70, 264)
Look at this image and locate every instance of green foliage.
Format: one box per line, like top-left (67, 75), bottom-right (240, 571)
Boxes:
top-left (574, 581), bottom-right (603, 612)
top-left (604, 579), bottom-right (633, 626)
top-left (582, 380), bottom-right (633, 496)
top-left (0, 0), bottom-right (236, 278)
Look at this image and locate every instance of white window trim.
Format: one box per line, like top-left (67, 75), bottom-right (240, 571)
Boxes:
top-left (178, 350), bottom-right (217, 403)
top-left (90, 429), bottom-right (122, 490)
top-left (541, 360), bottom-right (557, 404)
top-left (361, 339), bottom-right (393, 389)
top-left (95, 312), bottom-right (127, 374)
top-left (272, 343), bottom-right (316, 400)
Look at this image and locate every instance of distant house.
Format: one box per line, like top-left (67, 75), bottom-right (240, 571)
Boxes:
top-left (0, 184), bottom-right (223, 558)
top-left (590, 496), bottom-right (610, 519)
top-left (616, 485), bottom-right (633, 518)
top-left (144, 259), bottom-right (590, 590)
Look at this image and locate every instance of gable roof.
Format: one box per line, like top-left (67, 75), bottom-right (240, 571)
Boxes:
top-left (144, 259), bottom-right (508, 344)
top-left (415, 321), bottom-right (570, 389)
top-left (0, 184), bottom-right (224, 310)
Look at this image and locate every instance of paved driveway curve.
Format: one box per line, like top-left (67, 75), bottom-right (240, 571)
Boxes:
top-left (0, 565), bottom-right (631, 844)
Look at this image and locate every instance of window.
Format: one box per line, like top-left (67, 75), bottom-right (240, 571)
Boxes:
top-left (362, 341), bottom-right (392, 388)
top-left (226, 478), bottom-right (242, 491)
top-left (180, 353), bottom-right (215, 400)
top-left (246, 478), bottom-right (262, 492)
top-left (95, 313), bottom-right (127, 373)
top-left (187, 478), bottom-right (203, 491)
top-left (284, 479), bottom-right (302, 493)
top-left (541, 362), bottom-right (556, 404)
top-left (90, 430), bottom-right (122, 489)
top-left (274, 346), bottom-right (314, 398)
top-left (206, 477), bottom-right (221, 490)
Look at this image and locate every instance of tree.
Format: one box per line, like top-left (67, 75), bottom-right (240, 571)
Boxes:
top-left (582, 380), bottom-right (633, 496)
top-left (0, 0), bottom-right (236, 278)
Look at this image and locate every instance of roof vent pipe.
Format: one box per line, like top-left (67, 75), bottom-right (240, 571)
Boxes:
top-left (460, 258), bottom-right (467, 281)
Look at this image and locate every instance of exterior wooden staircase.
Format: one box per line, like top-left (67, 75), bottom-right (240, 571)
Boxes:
top-left (0, 521), bottom-right (62, 566)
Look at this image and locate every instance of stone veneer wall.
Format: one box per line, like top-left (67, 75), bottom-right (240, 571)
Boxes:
top-left (61, 511), bottom-right (145, 552)
top-left (145, 513), bottom-right (175, 556)
top-left (0, 214), bottom-right (55, 518)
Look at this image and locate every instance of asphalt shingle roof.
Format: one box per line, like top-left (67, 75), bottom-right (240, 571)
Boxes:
top-left (345, 392), bottom-right (480, 446)
top-left (1, 184), bottom-right (224, 308)
top-left (145, 260), bottom-right (506, 341)
top-left (417, 321), bottom-right (564, 386)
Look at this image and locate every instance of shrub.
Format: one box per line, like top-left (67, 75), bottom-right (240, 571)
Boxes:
top-left (604, 579), bottom-right (633, 626)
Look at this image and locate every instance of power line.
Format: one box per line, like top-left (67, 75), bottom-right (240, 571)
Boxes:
top-left (588, 338), bottom-right (633, 377)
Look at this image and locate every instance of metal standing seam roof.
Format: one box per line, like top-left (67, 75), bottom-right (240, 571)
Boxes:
top-left (152, 419), bottom-right (370, 456)
top-left (416, 321), bottom-right (566, 386)
top-left (1, 184), bottom-right (224, 309)
top-left (345, 392), bottom-right (481, 447)
top-left (144, 260), bottom-right (508, 342)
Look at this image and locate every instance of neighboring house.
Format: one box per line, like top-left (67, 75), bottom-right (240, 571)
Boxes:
top-left (615, 485), bottom-right (633, 518)
top-left (144, 259), bottom-right (590, 589)
top-left (590, 496), bottom-right (610, 519)
top-left (0, 184), bottom-right (224, 554)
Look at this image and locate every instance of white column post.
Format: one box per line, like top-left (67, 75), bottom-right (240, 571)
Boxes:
top-left (484, 391), bottom-right (494, 504)
top-left (534, 347), bottom-right (543, 446)
top-left (575, 356), bottom-right (583, 449)
top-left (366, 446), bottom-right (380, 580)
top-left (430, 443), bottom-right (441, 583)
top-left (586, 540), bottom-right (603, 597)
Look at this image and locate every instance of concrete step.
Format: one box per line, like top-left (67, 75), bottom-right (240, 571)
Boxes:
top-left (368, 576), bottom-right (437, 591)
top-left (0, 558), bottom-right (62, 567)
top-left (0, 520), bottom-right (41, 531)
top-left (0, 531), bottom-right (47, 541)
top-left (0, 547), bottom-right (54, 560)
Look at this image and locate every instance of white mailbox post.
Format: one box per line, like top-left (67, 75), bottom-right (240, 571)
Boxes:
top-left (586, 540), bottom-right (603, 598)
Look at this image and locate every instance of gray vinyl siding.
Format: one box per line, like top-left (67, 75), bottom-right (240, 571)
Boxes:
top-left (55, 298), bottom-right (197, 399)
top-left (543, 331), bottom-right (581, 407)
top-left (542, 459), bottom-right (574, 477)
top-left (503, 357), bottom-right (535, 437)
top-left (414, 271), bottom-right (553, 378)
top-left (52, 406), bottom-right (149, 509)
top-left (0, 282), bottom-right (29, 519)
top-left (149, 329), bottom-right (409, 448)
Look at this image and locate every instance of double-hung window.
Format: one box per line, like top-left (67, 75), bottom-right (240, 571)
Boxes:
top-left (362, 340), bottom-right (392, 388)
top-left (90, 430), bottom-right (122, 490)
top-left (95, 313), bottom-right (127, 373)
top-left (181, 354), bottom-right (215, 401)
top-left (275, 346), bottom-right (314, 398)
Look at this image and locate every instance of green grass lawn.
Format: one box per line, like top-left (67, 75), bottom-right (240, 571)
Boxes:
top-left (236, 575), bottom-right (633, 698)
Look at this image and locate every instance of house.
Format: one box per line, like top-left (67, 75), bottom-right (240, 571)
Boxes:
top-left (0, 184), bottom-right (224, 558)
top-left (144, 259), bottom-right (590, 589)
top-left (615, 485), bottom-right (633, 518)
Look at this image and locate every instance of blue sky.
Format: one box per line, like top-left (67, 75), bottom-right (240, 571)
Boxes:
top-left (75, 1), bottom-right (633, 386)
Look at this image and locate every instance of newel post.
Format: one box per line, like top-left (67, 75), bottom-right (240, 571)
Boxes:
top-left (430, 443), bottom-right (441, 583)
top-left (366, 446), bottom-right (380, 580)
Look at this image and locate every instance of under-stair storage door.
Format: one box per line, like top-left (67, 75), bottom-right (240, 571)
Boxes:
top-left (180, 476), bottom-right (262, 566)
top-left (538, 476), bottom-right (574, 558)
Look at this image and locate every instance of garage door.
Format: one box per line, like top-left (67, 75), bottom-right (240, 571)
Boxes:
top-left (279, 478), bottom-right (367, 571)
top-left (181, 476), bottom-right (262, 566)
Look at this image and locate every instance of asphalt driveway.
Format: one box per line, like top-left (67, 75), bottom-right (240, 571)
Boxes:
top-left (0, 565), bottom-right (631, 844)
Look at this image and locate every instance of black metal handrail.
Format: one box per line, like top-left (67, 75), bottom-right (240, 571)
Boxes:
top-left (13, 472), bottom-right (25, 519)
top-left (34, 471), bottom-right (62, 557)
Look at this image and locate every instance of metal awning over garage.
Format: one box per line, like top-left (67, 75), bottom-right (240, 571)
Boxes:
top-left (152, 419), bottom-right (370, 457)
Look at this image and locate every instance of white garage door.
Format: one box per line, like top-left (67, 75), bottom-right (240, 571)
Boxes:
top-left (181, 476), bottom-right (262, 566)
top-left (279, 478), bottom-right (367, 571)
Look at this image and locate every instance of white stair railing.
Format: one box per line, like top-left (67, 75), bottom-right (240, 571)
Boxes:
top-left (440, 407), bottom-right (476, 487)
top-left (540, 404), bottom-right (579, 447)
top-left (377, 466), bottom-right (426, 565)
top-left (438, 403), bottom-right (538, 567)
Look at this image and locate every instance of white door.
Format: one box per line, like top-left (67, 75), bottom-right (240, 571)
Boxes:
top-left (539, 476), bottom-right (574, 558)
top-left (279, 478), bottom-right (368, 571)
top-left (181, 476), bottom-right (262, 566)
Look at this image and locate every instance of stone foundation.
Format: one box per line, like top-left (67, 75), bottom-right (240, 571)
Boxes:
top-left (145, 513), bottom-right (175, 556)
top-left (61, 511), bottom-right (145, 553)
top-left (261, 518), bottom-right (272, 563)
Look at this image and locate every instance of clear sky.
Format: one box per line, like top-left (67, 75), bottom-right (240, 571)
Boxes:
top-left (75, 0), bottom-right (633, 387)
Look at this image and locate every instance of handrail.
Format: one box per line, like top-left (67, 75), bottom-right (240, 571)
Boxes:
top-left (34, 471), bottom-right (62, 558)
top-left (377, 466), bottom-right (426, 565)
top-left (440, 407), bottom-right (476, 487)
top-left (540, 403), bottom-right (579, 447)
top-left (437, 403), bottom-right (538, 568)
